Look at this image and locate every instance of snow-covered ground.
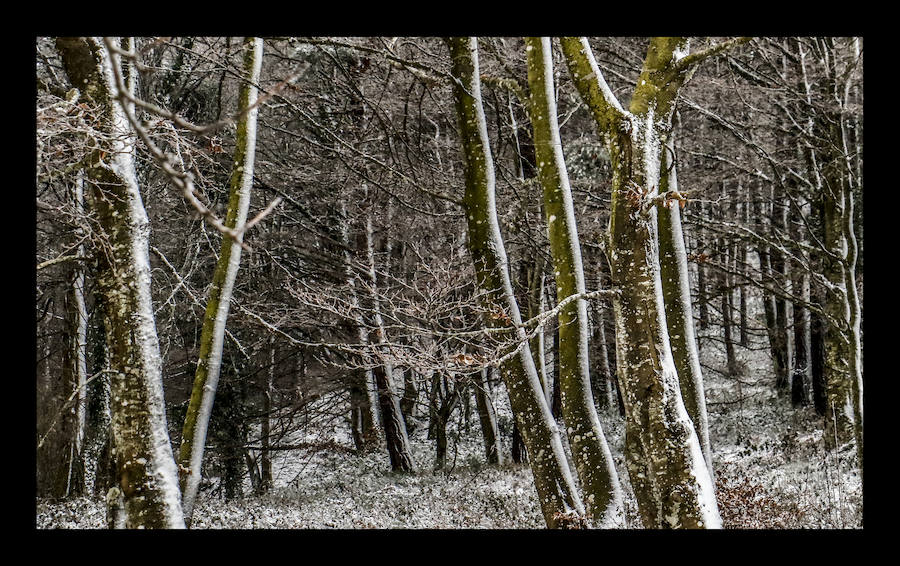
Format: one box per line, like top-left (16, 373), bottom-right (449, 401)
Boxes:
top-left (36, 322), bottom-right (861, 529)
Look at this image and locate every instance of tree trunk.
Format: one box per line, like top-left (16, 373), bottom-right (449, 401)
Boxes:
top-left (561, 36), bottom-right (721, 528)
top-left (259, 338), bottom-right (274, 491)
top-left (719, 242), bottom-right (737, 375)
top-left (341, 200), bottom-right (381, 452)
top-left (791, 256), bottom-right (811, 408)
top-left (364, 206), bottom-right (415, 473)
top-left (447, 36), bottom-right (585, 528)
top-left (590, 300), bottom-right (614, 412)
top-left (657, 133), bottom-right (714, 478)
top-left (526, 36), bottom-right (623, 526)
top-left (179, 37), bottom-right (263, 526)
top-left (754, 194), bottom-right (789, 391)
top-left (771, 188), bottom-right (792, 394)
top-left (809, 302), bottom-right (828, 416)
top-left (474, 368), bottom-right (501, 465)
top-left (56, 36), bottom-right (184, 528)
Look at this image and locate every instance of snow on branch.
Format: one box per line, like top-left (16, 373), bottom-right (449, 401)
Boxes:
top-left (675, 37), bottom-right (753, 72)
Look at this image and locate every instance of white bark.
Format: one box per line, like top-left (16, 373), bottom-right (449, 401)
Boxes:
top-left (180, 37), bottom-right (263, 523)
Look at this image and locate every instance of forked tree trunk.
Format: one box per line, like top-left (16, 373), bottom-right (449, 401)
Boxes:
top-left (561, 36), bottom-right (722, 528)
top-left (447, 36), bottom-right (585, 528)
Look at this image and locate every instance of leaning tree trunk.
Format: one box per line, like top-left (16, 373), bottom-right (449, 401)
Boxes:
top-left (55, 36), bottom-right (184, 528)
top-left (561, 36), bottom-right (722, 529)
top-left (178, 37), bottom-right (263, 526)
top-left (526, 36), bottom-right (623, 526)
top-left (447, 36), bottom-right (585, 528)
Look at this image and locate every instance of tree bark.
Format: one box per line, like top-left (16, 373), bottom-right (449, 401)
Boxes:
top-left (657, 133), bottom-right (714, 479)
top-left (56, 36), bottom-right (184, 528)
top-left (791, 269), bottom-right (810, 407)
top-left (526, 36), bottom-right (623, 526)
top-left (364, 206), bottom-right (415, 472)
top-left (447, 36), bottom-right (585, 528)
top-left (561, 36), bottom-right (721, 528)
top-left (178, 37), bottom-right (263, 525)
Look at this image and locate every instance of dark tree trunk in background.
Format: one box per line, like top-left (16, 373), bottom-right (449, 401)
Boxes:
top-left (810, 304), bottom-right (828, 416)
top-left (511, 422), bottom-right (528, 464)
top-left (212, 365), bottom-right (249, 501)
top-left (719, 242), bottom-right (737, 374)
top-left (770, 190), bottom-right (792, 394)
top-left (400, 369), bottom-right (417, 426)
top-left (791, 271), bottom-right (810, 407)
top-left (474, 368), bottom-right (501, 465)
top-left (373, 364), bottom-right (415, 472)
top-left (738, 199), bottom-right (749, 347)
top-left (696, 201), bottom-right (710, 331)
top-left (350, 370), bottom-right (376, 453)
top-left (550, 327), bottom-right (561, 420)
top-left (755, 195), bottom-right (789, 392)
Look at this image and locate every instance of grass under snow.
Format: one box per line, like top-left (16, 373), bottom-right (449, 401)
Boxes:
top-left (36, 321), bottom-right (862, 529)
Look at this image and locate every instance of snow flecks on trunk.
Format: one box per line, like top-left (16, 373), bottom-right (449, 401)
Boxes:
top-left (59, 36), bottom-right (187, 529)
top-left (447, 36), bottom-right (585, 528)
top-left (657, 134), bottom-right (714, 479)
top-left (527, 36), bottom-right (623, 526)
top-left (558, 35), bottom-right (722, 528)
top-left (179, 37), bottom-right (263, 525)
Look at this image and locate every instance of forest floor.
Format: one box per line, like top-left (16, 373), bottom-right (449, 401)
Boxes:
top-left (36, 323), bottom-right (862, 529)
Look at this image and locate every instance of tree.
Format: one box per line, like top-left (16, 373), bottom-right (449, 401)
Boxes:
top-left (54, 36), bottom-right (185, 528)
top-left (178, 37), bottom-right (264, 525)
top-left (559, 36), bottom-right (738, 528)
top-left (657, 132), bottom-right (714, 477)
top-left (525, 36), bottom-right (623, 526)
top-left (446, 36), bottom-right (586, 528)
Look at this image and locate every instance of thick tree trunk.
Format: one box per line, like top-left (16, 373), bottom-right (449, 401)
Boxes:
top-left (821, 183), bottom-right (860, 453)
top-left (561, 36), bottom-right (721, 529)
top-left (56, 36), bottom-right (184, 528)
top-left (447, 36), bottom-right (585, 528)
